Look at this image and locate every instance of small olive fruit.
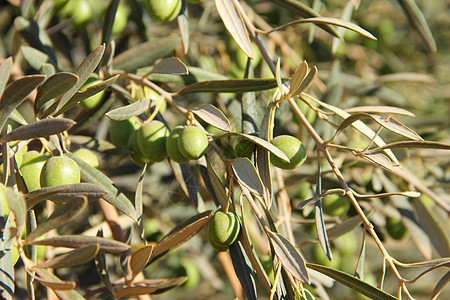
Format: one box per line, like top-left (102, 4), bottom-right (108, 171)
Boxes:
top-left (73, 148), bottom-right (99, 169)
top-left (79, 76), bottom-right (105, 109)
top-left (208, 210), bottom-right (240, 252)
top-left (145, 0), bottom-right (182, 22)
top-left (322, 194), bottom-right (350, 217)
top-left (128, 130), bottom-right (152, 167)
top-left (58, 0), bottom-right (93, 27)
top-left (166, 126), bottom-right (189, 164)
top-left (137, 120), bottom-right (169, 162)
top-left (111, 4), bottom-right (128, 35)
top-left (311, 243), bottom-right (342, 269)
top-left (270, 135), bottom-right (307, 170)
top-left (40, 156), bottom-right (81, 188)
top-left (110, 116), bottom-right (141, 147)
top-left (386, 216), bottom-right (408, 240)
top-left (178, 126), bottom-right (209, 160)
top-left (20, 151), bottom-right (49, 192)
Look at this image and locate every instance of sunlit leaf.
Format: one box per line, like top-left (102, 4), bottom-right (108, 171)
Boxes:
top-left (35, 72), bottom-right (78, 113)
top-left (135, 164), bottom-right (147, 240)
top-left (27, 235), bottom-right (130, 254)
top-left (0, 74), bottom-right (46, 132)
top-left (34, 244), bottom-right (100, 269)
top-left (26, 197), bottom-right (88, 242)
top-left (307, 263), bottom-right (397, 300)
top-left (178, 11), bottom-right (190, 54)
top-left (115, 277), bottom-right (187, 298)
top-left (4, 187), bottom-right (26, 237)
top-left (34, 268), bottom-right (77, 291)
top-left (267, 229), bottom-right (310, 284)
top-left (177, 78), bottom-right (283, 95)
top-left (151, 57), bottom-right (188, 75)
top-left (288, 61), bottom-right (308, 97)
top-left (0, 57), bottom-right (13, 100)
top-left (130, 245), bottom-right (153, 282)
top-left (205, 158), bottom-right (229, 209)
top-left (358, 152), bottom-right (398, 171)
top-left (66, 152), bottom-right (137, 222)
top-left (0, 118), bottom-right (75, 143)
top-left (114, 37), bottom-right (180, 72)
top-left (191, 104), bottom-right (231, 132)
top-left (151, 210), bottom-right (212, 261)
top-left (432, 270), bottom-right (450, 300)
top-left (230, 132), bottom-right (289, 162)
top-left (345, 106), bottom-right (415, 116)
top-left (21, 46), bottom-right (49, 70)
top-left (290, 66), bottom-right (317, 98)
top-left (215, 0), bottom-right (254, 59)
top-left (106, 98), bottom-right (150, 121)
top-left (315, 200), bottom-right (333, 261)
top-left (231, 157), bottom-right (264, 198)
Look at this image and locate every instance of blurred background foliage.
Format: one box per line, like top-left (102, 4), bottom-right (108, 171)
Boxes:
top-left (0, 0), bottom-right (449, 299)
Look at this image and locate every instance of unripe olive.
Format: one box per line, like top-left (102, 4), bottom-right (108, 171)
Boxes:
top-left (20, 151), bottom-right (49, 192)
top-left (1, 144), bottom-right (28, 177)
top-left (79, 76), bottom-right (105, 109)
top-left (111, 4), bottom-right (128, 35)
top-left (145, 0), bottom-right (182, 22)
top-left (386, 216), bottom-right (408, 240)
top-left (178, 126), bottom-right (209, 160)
top-left (166, 126), bottom-right (190, 164)
top-left (137, 120), bottom-right (169, 162)
top-left (208, 210), bottom-right (240, 252)
top-left (58, 0), bottom-right (94, 27)
top-left (270, 135), bottom-right (307, 170)
top-left (73, 148), bottom-right (99, 169)
top-left (226, 36), bottom-right (262, 70)
top-left (322, 194), bottom-right (350, 217)
top-left (311, 243), bottom-right (342, 269)
top-left (128, 130), bottom-right (152, 167)
top-left (40, 156), bottom-right (81, 188)
top-left (110, 116), bottom-right (141, 147)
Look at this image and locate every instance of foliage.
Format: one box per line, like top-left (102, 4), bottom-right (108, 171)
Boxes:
top-left (0, 0), bottom-right (449, 299)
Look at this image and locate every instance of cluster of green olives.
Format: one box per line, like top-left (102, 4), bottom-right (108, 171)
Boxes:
top-left (17, 148), bottom-right (98, 192)
top-left (208, 210), bottom-right (240, 252)
top-left (109, 116), bottom-right (209, 166)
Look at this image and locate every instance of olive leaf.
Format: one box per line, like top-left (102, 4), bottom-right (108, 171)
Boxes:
top-left (177, 78), bottom-right (283, 95)
top-left (191, 104), bottom-right (231, 132)
top-left (33, 244), bottom-right (100, 269)
top-left (34, 72), bottom-right (78, 114)
top-left (231, 157), bottom-right (265, 198)
top-left (106, 98), bottom-right (150, 121)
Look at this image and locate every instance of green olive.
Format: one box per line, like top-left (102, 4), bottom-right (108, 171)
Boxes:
top-left (73, 148), bottom-right (99, 169)
top-left (208, 210), bottom-right (240, 252)
top-left (20, 151), bottom-right (49, 192)
top-left (110, 116), bottom-right (141, 147)
top-left (137, 120), bottom-right (169, 162)
top-left (79, 76), bottom-right (105, 109)
top-left (111, 3), bottom-right (128, 35)
top-left (178, 126), bottom-right (209, 160)
top-left (40, 156), bottom-right (81, 188)
top-left (128, 129), bottom-right (152, 167)
top-left (145, 0), bottom-right (182, 22)
top-left (270, 135), bottom-right (307, 170)
top-left (322, 194), bottom-right (350, 217)
top-left (58, 0), bottom-right (94, 27)
top-left (386, 216), bottom-right (408, 240)
top-left (226, 36), bottom-right (262, 70)
top-left (166, 126), bottom-right (190, 164)
top-left (311, 243), bottom-right (342, 269)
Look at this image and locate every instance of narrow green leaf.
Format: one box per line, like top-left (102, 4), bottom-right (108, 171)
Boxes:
top-left (0, 57), bottom-right (13, 100)
top-left (267, 229), bottom-right (310, 284)
top-left (432, 270), bottom-right (450, 300)
top-left (230, 132), bottom-right (289, 162)
top-left (54, 74), bottom-right (119, 116)
top-left (5, 187), bottom-right (26, 237)
top-left (229, 241), bottom-right (257, 300)
top-left (34, 244), bottom-right (100, 269)
top-left (135, 164), bottom-right (147, 240)
top-left (231, 157), bottom-right (265, 198)
top-left (215, 0), bottom-right (254, 59)
top-left (267, 17), bottom-right (376, 40)
top-left (25, 183), bottom-right (107, 209)
top-left (151, 210), bottom-right (212, 261)
top-left (307, 263), bottom-right (398, 300)
top-left (205, 158), bottom-right (229, 209)
top-left (0, 75), bottom-right (46, 132)
top-left (0, 118), bottom-right (75, 143)
top-left (151, 57), bottom-right (188, 75)
top-left (101, 0), bottom-right (120, 45)
top-left (55, 44), bottom-right (105, 114)
top-left (413, 197), bottom-right (450, 257)
top-left (26, 197), bottom-right (88, 242)
top-left (115, 277), bottom-right (187, 298)
top-left (366, 141), bottom-right (450, 153)
top-left (358, 152), bottom-right (398, 172)
top-left (397, 0), bottom-right (436, 52)
top-left (114, 37), bottom-right (180, 72)
top-left (0, 214), bottom-right (15, 300)
top-left (267, 0), bottom-right (340, 37)
top-left (66, 152), bottom-right (137, 222)
top-left (35, 72), bottom-right (78, 114)
top-left (130, 246), bottom-right (153, 282)
top-left (34, 268), bottom-right (77, 291)
top-left (315, 200), bottom-right (333, 261)
top-left (106, 98), bottom-right (150, 121)
top-left (291, 66), bottom-right (317, 97)
top-left (21, 46), bottom-right (49, 70)
top-left (191, 104), bottom-right (231, 132)
top-left (345, 106), bottom-right (415, 116)
top-left (176, 78), bottom-right (282, 95)
top-left (178, 12), bottom-right (190, 54)
top-left (288, 61), bottom-right (308, 97)
top-left (27, 235), bottom-right (130, 254)
top-left (144, 66), bottom-right (228, 85)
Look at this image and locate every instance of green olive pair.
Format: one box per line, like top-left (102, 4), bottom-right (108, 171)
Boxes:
top-left (208, 210), bottom-right (240, 252)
